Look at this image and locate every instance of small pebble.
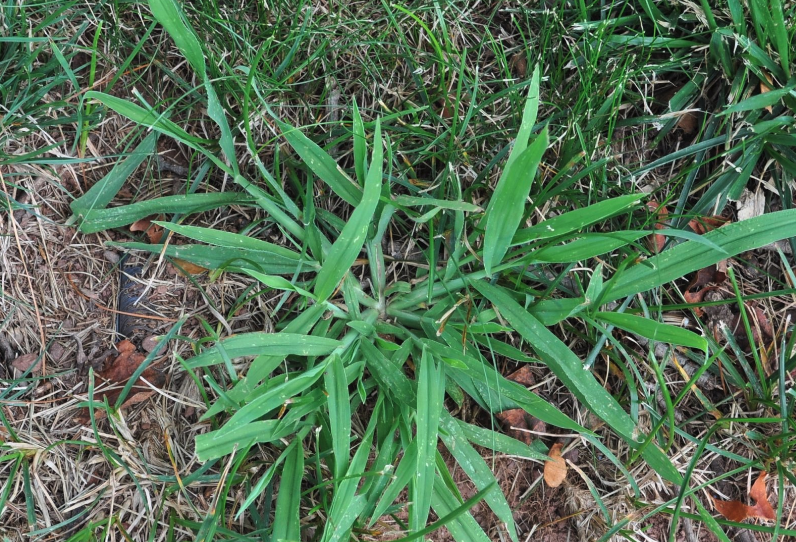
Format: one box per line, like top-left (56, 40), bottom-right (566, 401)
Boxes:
top-left (104, 250), bottom-right (120, 264)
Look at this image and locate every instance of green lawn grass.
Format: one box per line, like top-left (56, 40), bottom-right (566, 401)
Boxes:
top-left (2, 0), bottom-right (796, 540)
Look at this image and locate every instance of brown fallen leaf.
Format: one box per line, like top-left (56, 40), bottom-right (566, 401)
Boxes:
top-left (507, 365), bottom-right (535, 387)
top-left (646, 201), bottom-right (668, 253)
top-left (544, 442), bottom-right (567, 488)
top-left (10, 353), bottom-right (43, 376)
top-left (130, 215), bottom-right (165, 244)
top-left (760, 72), bottom-right (774, 114)
top-left (172, 258), bottom-right (207, 275)
top-left (688, 214), bottom-right (729, 235)
top-left (79, 339), bottom-right (165, 422)
top-left (495, 409), bottom-right (532, 446)
top-left (676, 111), bottom-right (697, 134)
top-left (713, 471), bottom-right (776, 522)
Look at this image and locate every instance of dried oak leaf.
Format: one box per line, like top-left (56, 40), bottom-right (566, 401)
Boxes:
top-left (507, 365), bottom-right (535, 387)
top-left (688, 215), bottom-right (729, 235)
top-left (79, 340), bottom-right (165, 422)
top-left (544, 442), bottom-right (567, 488)
top-left (495, 409), bottom-right (532, 446)
top-left (130, 215), bottom-right (165, 244)
top-left (11, 353), bottom-right (43, 376)
top-left (713, 472), bottom-right (776, 522)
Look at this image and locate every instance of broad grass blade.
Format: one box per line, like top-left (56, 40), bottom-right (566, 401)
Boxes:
top-left (596, 312), bottom-right (708, 352)
top-left (188, 333), bottom-right (340, 368)
top-left (149, 0), bottom-right (206, 77)
top-left (69, 132), bottom-right (157, 221)
top-left (470, 279), bottom-right (682, 483)
top-left (413, 348), bottom-right (444, 532)
top-left (77, 192), bottom-right (253, 233)
top-left (604, 209), bottom-right (796, 303)
top-left (482, 127), bottom-right (549, 274)
top-left (513, 193), bottom-right (644, 245)
top-left (274, 117), bottom-right (362, 206)
top-left (325, 354), bottom-right (351, 481)
top-left (439, 411), bottom-right (518, 542)
top-left (155, 222), bottom-right (315, 265)
top-left (314, 121), bottom-right (383, 301)
top-left (272, 441), bottom-right (303, 542)
top-left (352, 100), bottom-right (367, 185)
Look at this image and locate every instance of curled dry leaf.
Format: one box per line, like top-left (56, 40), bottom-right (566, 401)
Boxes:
top-left (544, 442), bottom-right (567, 488)
top-left (713, 471), bottom-right (776, 522)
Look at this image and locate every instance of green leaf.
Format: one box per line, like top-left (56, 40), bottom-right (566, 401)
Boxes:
top-left (273, 440), bottom-right (303, 542)
top-left (149, 0), bottom-right (206, 77)
top-left (314, 120), bottom-right (383, 301)
top-left (470, 280), bottom-right (682, 483)
top-left (596, 312), bottom-right (708, 352)
top-left (86, 91), bottom-right (210, 148)
top-left (439, 412), bottom-right (518, 542)
top-left (359, 340), bottom-right (416, 405)
top-left (604, 209), bottom-right (796, 303)
top-left (393, 195), bottom-right (482, 213)
top-left (352, 100), bottom-right (367, 185)
top-left (113, 241), bottom-right (311, 276)
top-left (413, 348), bottom-right (444, 531)
top-left (155, 222), bottom-right (315, 265)
top-left (721, 84), bottom-right (795, 114)
top-left (274, 118), bottom-right (362, 206)
top-left (76, 192), bottom-right (253, 233)
top-left (325, 354), bottom-right (351, 481)
top-left (456, 419), bottom-right (547, 460)
top-left (530, 231), bottom-right (648, 263)
top-left (422, 339), bottom-right (585, 432)
top-left (69, 132), bottom-right (157, 221)
top-left (513, 194), bottom-right (645, 245)
top-left (483, 127), bottom-right (549, 273)
top-left (427, 476), bottom-right (492, 542)
top-left (188, 333), bottom-right (340, 368)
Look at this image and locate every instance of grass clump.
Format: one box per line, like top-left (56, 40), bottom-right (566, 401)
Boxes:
top-left (2, 0), bottom-right (796, 540)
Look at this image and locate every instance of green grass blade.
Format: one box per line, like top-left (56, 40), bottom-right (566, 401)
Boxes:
top-left (69, 132), bottom-right (157, 222)
top-left (113, 241), bottom-right (311, 275)
top-left (272, 440), bottom-right (303, 542)
top-left (352, 99), bottom-right (367, 185)
top-left (595, 312), bottom-right (708, 352)
top-left (604, 209), bottom-right (796, 303)
top-left (482, 127), bottom-right (549, 274)
top-left (324, 354), bottom-right (351, 481)
top-left (77, 192), bottom-right (254, 233)
top-left (155, 222), bottom-right (314, 265)
top-left (439, 411), bottom-right (518, 542)
top-left (513, 194), bottom-right (644, 245)
top-left (236, 439), bottom-right (297, 519)
top-left (470, 280), bottom-right (682, 483)
top-left (85, 91), bottom-right (211, 148)
top-left (314, 120), bottom-right (383, 301)
top-left (149, 0), bottom-right (206, 78)
top-left (274, 117), bottom-right (362, 206)
top-left (413, 348), bottom-right (445, 531)
top-left (188, 333), bottom-right (340, 368)
top-left (531, 231), bottom-right (648, 263)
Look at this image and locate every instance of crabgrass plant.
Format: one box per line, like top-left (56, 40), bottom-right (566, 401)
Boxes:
top-left (59, 0), bottom-right (796, 540)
